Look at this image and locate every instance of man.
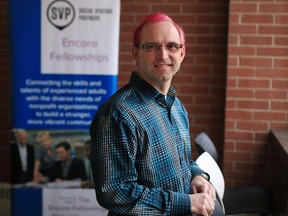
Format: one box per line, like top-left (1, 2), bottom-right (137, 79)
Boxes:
top-left (11, 129), bottom-right (35, 184)
top-left (49, 141), bottom-right (87, 182)
top-left (90, 13), bottom-right (220, 215)
top-left (83, 139), bottom-right (94, 187)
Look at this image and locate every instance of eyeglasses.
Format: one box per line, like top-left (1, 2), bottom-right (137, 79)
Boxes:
top-left (137, 42), bottom-right (183, 53)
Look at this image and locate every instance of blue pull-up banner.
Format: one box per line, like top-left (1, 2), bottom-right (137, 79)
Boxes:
top-left (9, 0), bottom-right (120, 130)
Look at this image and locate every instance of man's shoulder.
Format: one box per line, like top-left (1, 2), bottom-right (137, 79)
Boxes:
top-left (97, 84), bottom-right (139, 114)
top-left (52, 160), bottom-right (62, 167)
top-left (72, 157), bottom-right (85, 166)
top-left (73, 157), bottom-right (83, 162)
top-left (11, 142), bottom-right (34, 149)
top-left (27, 143), bottom-right (34, 147)
top-left (26, 143), bottom-right (35, 152)
top-left (11, 143), bottom-right (18, 152)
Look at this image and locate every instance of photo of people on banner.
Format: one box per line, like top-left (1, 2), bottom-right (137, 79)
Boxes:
top-left (11, 129), bottom-right (93, 188)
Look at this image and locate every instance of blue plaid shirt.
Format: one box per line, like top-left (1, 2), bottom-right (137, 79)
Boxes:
top-left (90, 72), bottom-right (206, 215)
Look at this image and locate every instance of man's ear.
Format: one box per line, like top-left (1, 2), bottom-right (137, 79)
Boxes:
top-left (180, 45), bottom-right (186, 63)
top-left (132, 47), bottom-right (140, 63)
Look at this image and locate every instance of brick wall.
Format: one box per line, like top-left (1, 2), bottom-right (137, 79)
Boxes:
top-left (225, 0), bottom-right (288, 212)
top-left (119, 0), bottom-right (229, 161)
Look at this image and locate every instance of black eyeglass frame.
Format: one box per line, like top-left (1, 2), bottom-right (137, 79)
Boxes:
top-left (137, 42), bottom-right (183, 53)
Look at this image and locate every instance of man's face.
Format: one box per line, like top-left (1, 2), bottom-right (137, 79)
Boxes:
top-left (133, 21), bottom-right (186, 91)
top-left (56, 146), bottom-right (69, 161)
top-left (17, 131), bottom-right (27, 145)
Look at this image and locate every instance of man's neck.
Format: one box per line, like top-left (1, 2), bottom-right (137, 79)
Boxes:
top-left (136, 71), bottom-right (171, 95)
top-left (17, 143), bottom-right (26, 148)
top-left (63, 156), bottom-right (72, 166)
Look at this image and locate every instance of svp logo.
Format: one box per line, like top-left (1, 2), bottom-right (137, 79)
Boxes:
top-left (47, 0), bottom-right (75, 30)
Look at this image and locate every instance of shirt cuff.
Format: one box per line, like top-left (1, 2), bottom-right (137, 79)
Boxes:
top-left (198, 173), bottom-right (210, 181)
top-left (170, 192), bottom-right (191, 215)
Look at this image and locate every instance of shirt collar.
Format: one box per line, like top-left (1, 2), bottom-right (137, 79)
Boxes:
top-left (17, 143), bottom-right (26, 148)
top-left (129, 71), bottom-right (177, 102)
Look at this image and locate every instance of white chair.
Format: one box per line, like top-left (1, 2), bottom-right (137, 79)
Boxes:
top-left (196, 152), bottom-right (225, 214)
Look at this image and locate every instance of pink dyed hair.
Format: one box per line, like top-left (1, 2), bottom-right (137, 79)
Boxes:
top-left (133, 12), bottom-right (185, 47)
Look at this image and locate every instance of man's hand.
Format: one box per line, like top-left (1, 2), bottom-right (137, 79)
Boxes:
top-left (189, 193), bottom-right (215, 216)
top-left (191, 175), bottom-right (216, 198)
top-left (190, 175), bottom-right (217, 215)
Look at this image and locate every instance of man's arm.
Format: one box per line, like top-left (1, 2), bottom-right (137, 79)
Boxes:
top-left (190, 161), bottom-right (210, 181)
top-left (48, 161), bottom-right (59, 182)
top-left (90, 114), bottom-right (192, 215)
top-left (74, 158), bottom-right (87, 181)
top-left (189, 165), bottom-right (218, 216)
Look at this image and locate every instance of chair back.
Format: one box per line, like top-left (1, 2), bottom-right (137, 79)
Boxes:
top-left (196, 152), bottom-right (225, 199)
top-left (194, 132), bottom-right (219, 163)
top-left (196, 152), bottom-right (226, 215)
